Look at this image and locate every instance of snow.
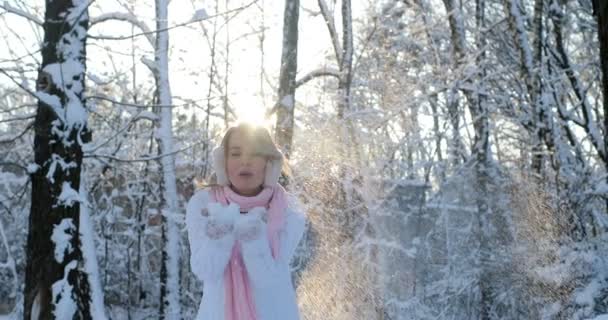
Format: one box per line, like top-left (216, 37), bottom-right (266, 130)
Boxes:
top-left (58, 182), bottom-right (82, 207)
top-left (46, 154), bottom-right (77, 184)
top-left (43, 60), bottom-right (84, 95)
top-left (26, 163), bottom-right (40, 174)
top-left (575, 278), bottom-right (602, 306)
top-left (79, 182), bottom-right (108, 319)
top-left (57, 25), bottom-right (87, 60)
top-left (509, 0), bottom-right (534, 74)
top-left (280, 94), bottom-right (294, 109)
top-left (589, 315), bottom-right (608, 320)
top-left (42, 60), bottom-right (87, 128)
top-left (51, 260), bottom-right (78, 319)
top-left (191, 8), bottom-right (208, 22)
top-left (87, 73), bottom-right (105, 85)
top-left (65, 97), bottom-right (87, 128)
top-left (63, 0), bottom-right (89, 25)
top-left (51, 218), bottom-right (75, 263)
top-left (34, 91), bottom-right (62, 120)
top-left (135, 110), bottom-right (159, 121)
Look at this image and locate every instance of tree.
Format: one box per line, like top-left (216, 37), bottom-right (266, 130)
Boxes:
top-left (593, 0), bottom-right (608, 217)
top-left (274, 0), bottom-right (300, 159)
top-left (23, 0), bottom-right (92, 318)
top-left (152, 0), bottom-right (181, 318)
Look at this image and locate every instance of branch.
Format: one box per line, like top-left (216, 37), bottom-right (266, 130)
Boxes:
top-left (0, 161), bottom-right (28, 173)
top-left (0, 2), bottom-right (43, 26)
top-left (85, 140), bottom-right (207, 163)
top-left (0, 114), bottom-right (35, 123)
top-left (0, 121), bottom-right (33, 144)
top-left (295, 67), bottom-right (340, 88)
top-left (84, 110), bottom-right (158, 153)
top-left (90, 12), bottom-right (155, 46)
top-left (317, 0), bottom-right (342, 65)
top-left (88, 0), bottom-right (259, 42)
top-left (0, 68), bottom-right (38, 101)
top-left (86, 94), bottom-right (180, 109)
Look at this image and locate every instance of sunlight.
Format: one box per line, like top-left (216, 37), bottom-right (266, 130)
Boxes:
top-left (234, 100), bottom-right (275, 130)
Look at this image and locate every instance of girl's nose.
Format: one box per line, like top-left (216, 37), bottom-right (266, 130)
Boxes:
top-left (241, 153), bottom-right (253, 164)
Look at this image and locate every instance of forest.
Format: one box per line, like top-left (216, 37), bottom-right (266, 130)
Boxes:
top-left (0, 0), bottom-right (607, 319)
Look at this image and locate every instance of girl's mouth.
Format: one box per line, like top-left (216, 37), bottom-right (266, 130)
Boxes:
top-left (239, 171), bottom-right (253, 177)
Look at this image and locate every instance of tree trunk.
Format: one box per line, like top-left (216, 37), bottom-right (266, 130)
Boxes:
top-left (473, 1), bottom-right (493, 318)
top-left (275, 0), bottom-right (300, 159)
top-left (337, 0), bottom-right (357, 238)
top-left (442, 0), bottom-right (495, 317)
top-left (24, 0), bottom-right (92, 318)
top-left (504, 0), bottom-right (548, 176)
top-left (153, 0), bottom-right (181, 318)
top-left (593, 0), bottom-right (608, 219)
top-left (594, 0), bottom-right (608, 141)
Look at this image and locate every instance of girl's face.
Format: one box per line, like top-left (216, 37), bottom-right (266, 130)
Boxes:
top-left (226, 130), bottom-right (267, 196)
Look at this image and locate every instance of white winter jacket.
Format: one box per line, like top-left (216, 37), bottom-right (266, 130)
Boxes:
top-left (185, 188), bottom-right (306, 320)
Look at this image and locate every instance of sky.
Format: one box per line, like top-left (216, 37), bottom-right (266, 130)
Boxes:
top-left (0, 0), bottom-right (366, 131)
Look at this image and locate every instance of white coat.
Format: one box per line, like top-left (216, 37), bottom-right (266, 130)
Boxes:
top-left (185, 188), bottom-right (306, 320)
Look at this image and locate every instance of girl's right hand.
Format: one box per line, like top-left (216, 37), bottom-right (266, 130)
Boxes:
top-left (205, 218), bottom-right (234, 239)
top-left (205, 202), bottom-right (240, 240)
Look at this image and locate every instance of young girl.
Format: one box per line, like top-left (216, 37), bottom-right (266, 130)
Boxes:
top-left (186, 123), bottom-right (306, 320)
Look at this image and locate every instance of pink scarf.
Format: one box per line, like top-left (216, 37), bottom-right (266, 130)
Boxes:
top-left (209, 184), bottom-right (288, 320)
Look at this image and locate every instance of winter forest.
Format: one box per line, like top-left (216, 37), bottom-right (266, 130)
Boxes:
top-left (0, 0), bottom-right (607, 319)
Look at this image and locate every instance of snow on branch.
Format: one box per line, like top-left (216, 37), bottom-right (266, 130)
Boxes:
top-left (0, 1), bottom-right (43, 26)
top-left (88, 0), bottom-right (258, 43)
top-left (90, 12), bottom-right (155, 46)
top-left (296, 67), bottom-right (340, 88)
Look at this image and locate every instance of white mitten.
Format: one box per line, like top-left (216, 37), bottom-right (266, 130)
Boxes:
top-left (235, 206), bottom-right (267, 241)
top-left (205, 202), bottom-right (240, 240)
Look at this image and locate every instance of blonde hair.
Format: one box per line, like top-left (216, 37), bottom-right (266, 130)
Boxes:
top-left (196, 123), bottom-right (292, 189)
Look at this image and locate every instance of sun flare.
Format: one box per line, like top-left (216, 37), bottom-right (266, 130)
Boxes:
top-left (234, 101), bottom-right (275, 130)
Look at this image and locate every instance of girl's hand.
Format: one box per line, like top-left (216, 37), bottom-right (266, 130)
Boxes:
top-left (205, 202), bottom-right (240, 240)
top-left (235, 207), bottom-right (267, 241)
top-left (205, 218), bottom-right (234, 239)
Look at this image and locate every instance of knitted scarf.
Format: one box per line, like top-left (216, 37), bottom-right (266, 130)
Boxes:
top-left (209, 184), bottom-right (288, 320)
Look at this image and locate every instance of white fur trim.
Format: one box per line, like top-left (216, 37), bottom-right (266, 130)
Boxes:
top-left (212, 146), bottom-right (229, 186)
top-left (264, 151), bottom-right (283, 187)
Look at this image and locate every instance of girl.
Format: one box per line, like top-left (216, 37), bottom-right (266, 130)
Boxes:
top-left (186, 123), bottom-right (306, 320)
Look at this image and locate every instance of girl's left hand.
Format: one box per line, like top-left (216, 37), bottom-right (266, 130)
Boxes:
top-left (235, 207), bottom-right (267, 241)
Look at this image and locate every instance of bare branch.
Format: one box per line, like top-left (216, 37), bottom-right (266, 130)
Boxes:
top-left (317, 0), bottom-right (342, 65)
top-left (0, 114), bottom-right (35, 123)
top-left (0, 121), bottom-right (33, 144)
top-left (90, 12), bottom-right (155, 46)
top-left (0, 2), bottom-right (43, 26)
top-left (295, 67), bottom-right (340, 88)
top-left (88, 0), bottom-right (259, 43)
top-left (85, 139), bottom-right (208, 163)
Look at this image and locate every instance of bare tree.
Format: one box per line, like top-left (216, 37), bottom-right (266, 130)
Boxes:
top-left (152, 1), bottom-right (182, 318)
top-left (23, 0), bottom-right (92, 318)
top-left (274, 0), bottom-right (300, 159)
top-left (593, 0), bottom-right (608, 217)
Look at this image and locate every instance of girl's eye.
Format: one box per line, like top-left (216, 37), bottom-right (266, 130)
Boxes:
top-left (230, 151), bottom-right (264, 158)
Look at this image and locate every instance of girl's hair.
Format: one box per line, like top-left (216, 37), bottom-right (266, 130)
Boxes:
top-left (196, 122), bottom-right (292, 189)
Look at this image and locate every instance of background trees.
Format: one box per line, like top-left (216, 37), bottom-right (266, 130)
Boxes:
top-left (0, 0), bottom-right (607, 319)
